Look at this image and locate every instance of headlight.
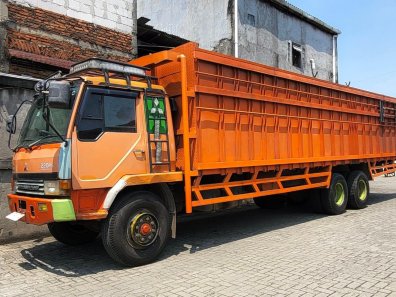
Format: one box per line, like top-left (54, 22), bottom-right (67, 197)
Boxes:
top-left (44, 180), bottom-right (71, 196)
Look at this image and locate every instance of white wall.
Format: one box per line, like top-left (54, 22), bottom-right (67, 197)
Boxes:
top-left (138, 0), bottom-right (232, 53)
top-left (10, 0), bottom-right (134, 33)
top-left (238, 0), bottom-right (336, 81)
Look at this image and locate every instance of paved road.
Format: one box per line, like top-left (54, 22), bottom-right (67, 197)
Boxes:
top-left (1, 177), bottom-right (396, 297)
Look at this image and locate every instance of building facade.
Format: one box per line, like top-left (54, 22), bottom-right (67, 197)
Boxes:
top-left (138, 0), bottom-right (340, 82)
top-left (0, 0), bottom-right (340, 242)
top-left (0, 0), bottom-right (137, 78)
top-left (0, 0), bottom-right (137, 242)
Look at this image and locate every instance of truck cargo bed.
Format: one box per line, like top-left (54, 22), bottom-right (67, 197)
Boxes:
top-left (132, 42), bottom-right (396, 212)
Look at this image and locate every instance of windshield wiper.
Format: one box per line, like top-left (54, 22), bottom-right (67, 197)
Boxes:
top-left (27, 134), bottom-right (58, 149)
top-left (41, 104), bottom-right (68, 147)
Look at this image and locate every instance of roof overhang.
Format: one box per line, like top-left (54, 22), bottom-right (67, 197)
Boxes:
top-left (9, 49), bottom-right (74, 69)
top-left (265, 0), bottom-right (341, 35)
top-left (137, 17), bottom-right (189, 56)
top-left (0, 72), bottom-right (41, 89)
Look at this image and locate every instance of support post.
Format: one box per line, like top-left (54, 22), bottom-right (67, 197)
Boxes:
top-left (177, 54), bottom-right (193, 213)
top-left (131, 0), bottom-right (138, 58)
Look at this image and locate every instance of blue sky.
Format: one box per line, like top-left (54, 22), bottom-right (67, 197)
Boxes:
top-left (288, 0), bottom-right (396, 97)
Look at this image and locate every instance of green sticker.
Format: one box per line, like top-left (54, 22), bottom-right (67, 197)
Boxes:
top-left (146, 97), bottom-right (167, 134)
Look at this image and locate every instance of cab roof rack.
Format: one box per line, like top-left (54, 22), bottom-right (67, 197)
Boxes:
top-left (68, 58), bottom-right (153, 89)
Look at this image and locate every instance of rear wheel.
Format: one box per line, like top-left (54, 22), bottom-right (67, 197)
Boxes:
top-left (347, 171), bottom-right (370, 209)
top-left (320, 173), bottom-right (348, 215)
top-left (48, 222), bottom-right (99, 245)
top-left (101, 191), bottom-right (170, 267)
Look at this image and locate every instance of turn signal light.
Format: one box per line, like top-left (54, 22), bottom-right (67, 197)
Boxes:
top-left (38, 203), bottom-right (48, 212)
top-left (59, 180), bottom-right (71, 190)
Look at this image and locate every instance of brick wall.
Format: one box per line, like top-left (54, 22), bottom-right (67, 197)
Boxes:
top-left (5, 2), bottom-right (136, 77)
top-left (13, 0), bottom-right (135, 34)
top-left (0, 0), bottom-right (137, 242)
top-left (8, 4), bottom-right (133, 53)
top-left (8, 29), bottom-right (132, 63)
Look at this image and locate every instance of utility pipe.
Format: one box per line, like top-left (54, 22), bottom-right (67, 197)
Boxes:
top-left (234, 0), bottom-right (238, 58)
top-left (332, 35), bottom-right (338, 83)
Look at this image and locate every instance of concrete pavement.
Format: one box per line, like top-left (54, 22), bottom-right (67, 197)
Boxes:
top-left (0, 177), bottom-right (395, 297)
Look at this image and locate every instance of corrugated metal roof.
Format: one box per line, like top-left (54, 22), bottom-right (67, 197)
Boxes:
top-left (266, 0), bottom-right (341, 35)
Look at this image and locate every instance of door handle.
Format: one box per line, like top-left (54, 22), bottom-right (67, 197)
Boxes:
top-left (132, 149), bottom-right (145, 154)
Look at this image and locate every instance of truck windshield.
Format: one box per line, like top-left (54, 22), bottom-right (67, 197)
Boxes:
top-left (18, 81), bottom-right (80, 147)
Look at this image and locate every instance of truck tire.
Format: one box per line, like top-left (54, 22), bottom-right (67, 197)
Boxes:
top-left (48, 222), bottom-right (99, 245)
top-left (320, 173), bottom-right (348, 215)
top-left (254, 195), bottom-right (286, 209)
top-left (101, 191), bottom-right (170, 267)
top-left (347, 171), bottom-right (370, 209)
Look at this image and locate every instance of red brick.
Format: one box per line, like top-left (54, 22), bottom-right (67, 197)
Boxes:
top-left (7, 30), bottom-right (133, 64)
top-left (7, 3), bottom-right (134, 54)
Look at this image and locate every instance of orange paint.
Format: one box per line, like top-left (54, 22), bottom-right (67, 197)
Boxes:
top-left (14, 143), bottom-right (62, 173)
top-left (132, 42), bottom-right (396, 212)
top-left (8, 43), bottom-right (396, 225)
top-left (71, 189), bottom-right (108, 220)
top-left (8, 194), bottom-right (54, 225)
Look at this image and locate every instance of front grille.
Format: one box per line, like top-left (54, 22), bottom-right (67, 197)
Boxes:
top-left (15, 179), bottom-right (45, 196)
top-left (13, 172), bottom-right (58, 180)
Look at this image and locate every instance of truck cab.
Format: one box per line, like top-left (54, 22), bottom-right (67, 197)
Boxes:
top-left (7, 58), bottom-right (182, 265)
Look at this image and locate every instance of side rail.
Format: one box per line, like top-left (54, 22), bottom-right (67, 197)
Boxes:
top-left (369, 160), bottom-right (396, 178)
top-left (191, 166), bottom-right (331, 207)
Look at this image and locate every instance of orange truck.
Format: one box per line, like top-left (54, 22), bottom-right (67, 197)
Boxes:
top-left (6, 42), bottom-right (396, 266)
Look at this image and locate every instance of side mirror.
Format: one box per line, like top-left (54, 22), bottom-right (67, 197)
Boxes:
top-left (6, 115), bottom-right (16, 134)
top-left (48, 81), bottom-right (71, 108)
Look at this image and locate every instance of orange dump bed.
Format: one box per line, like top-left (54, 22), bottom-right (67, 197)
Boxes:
top-left (135, 43), bottom-right (396, 176)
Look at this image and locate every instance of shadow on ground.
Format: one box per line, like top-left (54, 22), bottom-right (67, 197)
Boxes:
top-left (18, 191), bottom-right (395, 277)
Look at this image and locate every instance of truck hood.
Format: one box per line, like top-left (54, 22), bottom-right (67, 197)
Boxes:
top-left (13, 141), bottom-right (71, 179)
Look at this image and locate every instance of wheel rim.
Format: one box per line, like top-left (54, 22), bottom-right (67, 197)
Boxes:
top-left (358, 179), bottom-right (368, 201)
top-left (129, 212), bottom-right (159, 247)
top-left (335, 182), bottom-right (345, 206)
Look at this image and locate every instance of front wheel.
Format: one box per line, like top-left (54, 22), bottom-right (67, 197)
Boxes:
top-left (101, 191), bottom-right (170, 267)
top-left (48, 222), bottom-right (99, 245)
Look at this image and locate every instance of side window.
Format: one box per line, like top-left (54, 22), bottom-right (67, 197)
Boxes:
top-left (78, 92), bottom-right (103, 140)
top-left (77, 87), bottom-right (137, 141)
top-left (104, 95), bottom-right (136, 132)
top-left (291, 42), bottom-right (302, 69)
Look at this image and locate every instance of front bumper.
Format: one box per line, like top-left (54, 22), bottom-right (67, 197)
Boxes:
top-left (7, 194), bottom-right (76, 225)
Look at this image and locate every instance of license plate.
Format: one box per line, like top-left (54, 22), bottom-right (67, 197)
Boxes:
top-left (6, 212), bottom-right (25, 222)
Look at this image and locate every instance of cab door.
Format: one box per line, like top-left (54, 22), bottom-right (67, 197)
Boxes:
top-left (72, 86), bottom-right (147, 189)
